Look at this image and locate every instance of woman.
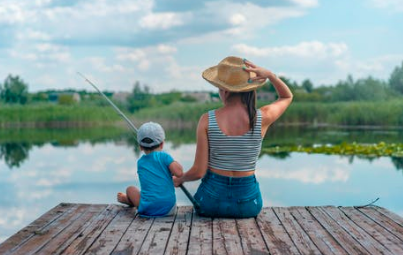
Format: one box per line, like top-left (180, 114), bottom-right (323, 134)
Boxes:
top-left (173, 56), bottom-right (293, 218)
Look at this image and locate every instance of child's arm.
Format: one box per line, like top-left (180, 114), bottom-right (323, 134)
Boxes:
top-left (169, 161), bottom-right (183, 178)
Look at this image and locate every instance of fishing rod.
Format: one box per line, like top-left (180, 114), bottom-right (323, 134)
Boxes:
top-left (77, 72), bottom-right (137, 134)
top-left (77, 72), bottom-right (200, 210)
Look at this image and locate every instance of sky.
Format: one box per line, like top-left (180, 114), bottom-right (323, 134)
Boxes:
top-left (0, 0), bottom-right (402, 93)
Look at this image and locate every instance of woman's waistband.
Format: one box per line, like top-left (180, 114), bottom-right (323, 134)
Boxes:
top-left (204, 170), bottom-right (257, 185)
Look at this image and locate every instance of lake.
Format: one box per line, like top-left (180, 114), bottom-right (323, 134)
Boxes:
top-left (1, 126), bottom-right (403, 242)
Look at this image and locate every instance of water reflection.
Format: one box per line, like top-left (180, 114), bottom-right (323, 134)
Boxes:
top-left (1, 126), bottom-right (403, 171)
top-left (0, 127), bottom-right (403, 172)
top-left (0, 143), bottom-right (31, 168)
top-left (1, 126), bottom-right (403, 243)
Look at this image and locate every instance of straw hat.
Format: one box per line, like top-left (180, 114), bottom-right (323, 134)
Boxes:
top-left (202, 56), bottom-right (265, 92)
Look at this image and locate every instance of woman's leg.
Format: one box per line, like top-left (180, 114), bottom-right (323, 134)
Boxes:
top-left (117, 186), bottom-right (140, 207)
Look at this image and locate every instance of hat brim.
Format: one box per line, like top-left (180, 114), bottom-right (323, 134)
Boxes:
top-left (202, 66), bottom-right (265, 92)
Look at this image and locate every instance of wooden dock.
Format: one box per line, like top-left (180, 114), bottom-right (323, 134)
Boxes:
top-left (1, 203), bottom-right (403, 254)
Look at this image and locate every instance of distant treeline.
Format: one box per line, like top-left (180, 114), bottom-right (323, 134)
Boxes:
top-left (1, 61), bottom-right (403, 106)
top-left (1, 61), bottom-right (403, 127)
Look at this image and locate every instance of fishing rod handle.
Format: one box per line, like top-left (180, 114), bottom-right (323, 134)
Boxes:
top-left (179, 184), bottom-right (200, 210)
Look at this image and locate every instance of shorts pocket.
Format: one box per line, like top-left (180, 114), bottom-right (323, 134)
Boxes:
top-left (194, 186), bottom-right (220, 217)
top-left (237, 192), bottom-right (263, 218)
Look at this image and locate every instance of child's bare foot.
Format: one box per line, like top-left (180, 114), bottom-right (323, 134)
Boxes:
top-left (117, 192), bottom-right (133, 206)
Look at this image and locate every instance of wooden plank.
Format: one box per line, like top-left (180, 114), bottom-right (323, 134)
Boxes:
top-left (357, 207), bottom-right (403, 242)
top-left (86, 206), bottom-right (137, 254)
top-left (322, 206), bottom-right (393, 255)
top-left (256, 207), bottom-right (300, 255)
top-left (236, 217), bottom-right (269, 255)
top-left (212, 218), bottom-right (243, 255)
top-left (164, 206), bottom-right (193, 255)
top-left (111, 215), bottom-right (155, 255)
top-left (289, 207), bottom-right (347, 255)
top-left (187, 212), bottom-right (213, 255)
top-left (9, 204), bottom-right (88, 255)
top-left (37, 204), bottom-right (108, 254)
top-left (137, 214), bottom-right (176, 255)
top-left (307, 207), bottom-right (370, 254)
top-left (374, 207), bottom-right (403, 228)
top-left (340, 207), bottom-right (403, 255)
top-left (4, 205), bottom-right (403, 255)
top-left (0, 203), bottom-right (74, 255)
top-left (274, 207), bottom-right (321, 254)
top-left (60, 204), bottom-right (122, 255)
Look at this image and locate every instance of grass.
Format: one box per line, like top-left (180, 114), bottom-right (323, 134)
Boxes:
top-left (1, 100), bottom-right (403, 127)
top-left (0, 103), bottom-right (122, 127)
top-left (135, 100), bottom-right (403, 127)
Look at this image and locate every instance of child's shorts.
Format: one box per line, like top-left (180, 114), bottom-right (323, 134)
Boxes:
top-left (138, 199), bottom-right (176, 217)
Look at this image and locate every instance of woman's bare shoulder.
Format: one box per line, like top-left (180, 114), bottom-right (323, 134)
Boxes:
top-left (198, 112), bottom-right (209, 130)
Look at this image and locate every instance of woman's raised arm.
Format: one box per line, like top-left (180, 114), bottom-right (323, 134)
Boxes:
top-left (244, 60), bottom-right (293, 137)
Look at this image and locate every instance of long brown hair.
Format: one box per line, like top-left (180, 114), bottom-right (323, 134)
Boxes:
top-left (241, 91), bottom-right (257, 130)
top-left (227, 91), bottom-right (257, 130)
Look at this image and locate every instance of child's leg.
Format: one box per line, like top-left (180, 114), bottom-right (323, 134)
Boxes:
top-left (117, 186), bottom-right (140, 207)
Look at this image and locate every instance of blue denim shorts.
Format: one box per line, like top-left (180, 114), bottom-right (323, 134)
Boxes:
top-left (194, 171), bottom-right (263, 218)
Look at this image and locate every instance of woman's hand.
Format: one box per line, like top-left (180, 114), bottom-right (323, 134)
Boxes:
top-left (173, 176), bottom-right (184, 187)
top-left (243, 59), bottom-right (276, 82)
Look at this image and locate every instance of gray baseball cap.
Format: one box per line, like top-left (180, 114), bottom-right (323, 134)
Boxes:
top-left (137, 122), bottom-right (165, 147)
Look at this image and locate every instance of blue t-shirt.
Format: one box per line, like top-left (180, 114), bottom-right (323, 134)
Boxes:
top-left (137, 151), bottom-right (175, 216)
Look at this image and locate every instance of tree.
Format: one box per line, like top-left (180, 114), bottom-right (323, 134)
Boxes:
top-left (302, 79), bottom-right (314, 93)
top-left (330, 75), bottom-right (355, 101)
top-left (126, 81), bottom-right (152, 113)
top-left (354, 76), bottom-right (388, 101)
top-left (0, 74), bottom-right (29, 104)
top-left (389, 61), bottom-right (403, 94)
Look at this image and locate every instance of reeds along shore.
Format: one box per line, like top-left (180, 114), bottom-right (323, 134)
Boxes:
top-left (134, 100), bottom-right (403, 127)
top-left (1, 100), bottom-right (403, 128)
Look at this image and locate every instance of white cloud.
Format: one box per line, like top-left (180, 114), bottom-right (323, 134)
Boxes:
top-left (232, 41), bottom-right (348, 59)
top-left (229, 13), bottom-right (246, 26)
top-left (115, 44), bottom-right (206, 91)
top-left (85, 57), bottom-right (127, 73)
top-left (230, 41), bottom-right (360, 86)
top-left (290, 0), bottom-right (319, 8)
top-left (116, 48), bottom-right (146, 62)
top-left (178, 1), bottom-right (313, 45)
top-left (9, 43), bottom-right (71, 63)
top-left (139, 12), bottom-right (189, 30)
top-left (0, 3), bottom-right (27, 24)
top-left (157, 44), bottom-right (177, 54)
top-left (35, 0), bottom-right (52, 6)
top-left (370, 0), bottom-right (403, 12)
top-left (17, 29), bottom-right (51, 41)
top-left (334, 54), bottom-right (403, 81)
top-left (116, 44), bottom-right (178, 73)
top-left (0, 0), bottom-right (400, 93)
top-left (207, 1), bottom-right (306, 37)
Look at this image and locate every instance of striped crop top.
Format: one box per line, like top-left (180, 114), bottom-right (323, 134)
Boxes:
top-left (208, 110), bottom-right (263, 171)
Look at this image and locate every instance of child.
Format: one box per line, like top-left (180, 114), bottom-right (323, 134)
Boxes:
top-left (117, 122), bottom-right (183, 216)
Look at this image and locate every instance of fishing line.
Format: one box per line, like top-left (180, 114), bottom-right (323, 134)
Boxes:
top-left (77, 72), bottom-right (200, 210)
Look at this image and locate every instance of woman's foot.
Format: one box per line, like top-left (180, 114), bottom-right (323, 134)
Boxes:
top-left (117, 192), bottom-right (133, 206)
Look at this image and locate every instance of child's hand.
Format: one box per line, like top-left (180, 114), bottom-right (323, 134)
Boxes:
top-left (173, 176), bottom-right (183, 187)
